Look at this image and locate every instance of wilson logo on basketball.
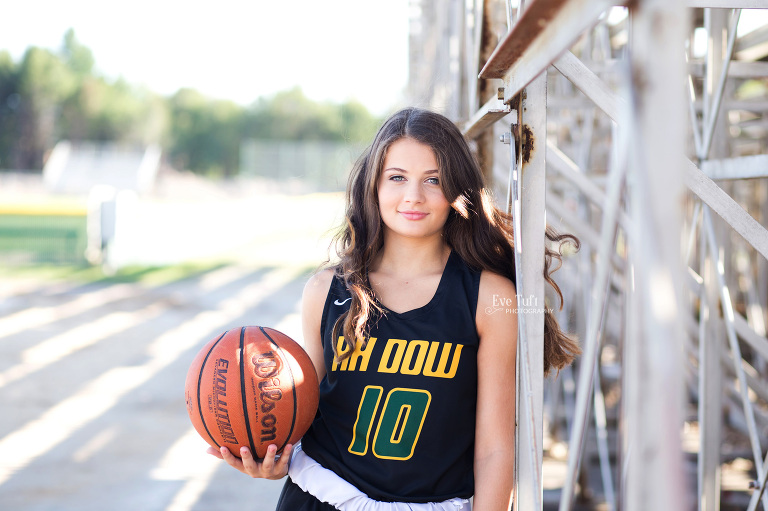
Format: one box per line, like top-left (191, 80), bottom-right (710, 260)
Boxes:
top-left (253, 351), bottom-right (282, 377)
top-left (212, 358), bottom-right (238, 444)
top-left (253, 351), bottom-right (284, 442)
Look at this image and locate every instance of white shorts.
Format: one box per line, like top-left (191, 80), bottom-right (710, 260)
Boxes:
top-left (287, 443), bottom-right (472, 511)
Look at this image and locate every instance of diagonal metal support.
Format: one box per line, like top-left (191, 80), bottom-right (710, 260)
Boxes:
top-left (685, 161), bottom-right (768, 260)
top-left (748, 452), bottom-right (768, 511)
top-left (552, 50), bottom-right (626, 122)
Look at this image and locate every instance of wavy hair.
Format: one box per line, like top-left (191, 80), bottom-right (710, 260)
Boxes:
top-left (330, 107), bottom-right (580, 375)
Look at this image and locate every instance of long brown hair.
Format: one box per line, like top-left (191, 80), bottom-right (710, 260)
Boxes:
top-left (330, 107), bottom-right (580, 375)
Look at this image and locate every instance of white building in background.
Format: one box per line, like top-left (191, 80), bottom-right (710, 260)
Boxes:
top-left (43, 141), bottom-right (161, 196)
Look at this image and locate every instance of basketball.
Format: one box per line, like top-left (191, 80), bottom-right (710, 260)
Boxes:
top-left (185, 326), bottom-right (319, 459)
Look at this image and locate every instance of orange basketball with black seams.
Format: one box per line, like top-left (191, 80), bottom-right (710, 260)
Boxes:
top-left (185, 326), bottom-right (319, 459)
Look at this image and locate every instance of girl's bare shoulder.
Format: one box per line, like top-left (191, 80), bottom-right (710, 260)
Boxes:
top-left (476, 270), bottom-right (518, 337)
top-left (478, 270), bottom-right (516, 297)
top-left (303, 267), bottom-right (336, 306)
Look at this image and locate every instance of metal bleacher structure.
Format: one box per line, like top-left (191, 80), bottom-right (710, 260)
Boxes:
top-left (408, 0), bottom-right (768, 510)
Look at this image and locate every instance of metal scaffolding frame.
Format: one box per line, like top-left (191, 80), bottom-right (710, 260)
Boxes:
top-left (409, 0), bottom-right (768, 508)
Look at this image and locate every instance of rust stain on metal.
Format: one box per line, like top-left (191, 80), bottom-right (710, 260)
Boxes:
top-left (522, 124), bottom-right (535, 164)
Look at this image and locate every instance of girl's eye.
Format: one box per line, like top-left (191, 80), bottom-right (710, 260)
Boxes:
top-left (426, 177), bottom-right (440, 185)
top-left (389, 175), bottom-right (406, 182)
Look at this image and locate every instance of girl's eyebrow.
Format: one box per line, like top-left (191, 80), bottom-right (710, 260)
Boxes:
top-left (383, 167), bottom-right (439, 174)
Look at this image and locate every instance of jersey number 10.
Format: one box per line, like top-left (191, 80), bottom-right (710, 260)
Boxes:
top-left (348, 386), bottom-right (431, 460)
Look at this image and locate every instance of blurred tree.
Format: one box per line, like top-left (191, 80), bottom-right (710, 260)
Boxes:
top-left (58, 30), bottom-right (167, 145)
top-left (0, 51), bottom-right (19, 169)
top-left (167, 88), bottom-right (243, 176)
top-left (60, 76), bottom-right (167, 144)
top-left (15, 46), bottom-right (78, 169)
top-left (61, 28), bottom-right (95, 77)
top-left (243, 87), bottom-right (380, 143)
top-left (337, 99), bottom-right (382, 143)
top-left (0, 30), bottom-right (381, 175)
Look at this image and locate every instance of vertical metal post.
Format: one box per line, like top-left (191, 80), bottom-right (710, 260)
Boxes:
top-left (699, 220), bottom-right (722, 511)
top-left (593, 336), bottom-right (616, 511)
top-left (513, 71), bottom-right (547, 511)
top-left (623, 0), bottom-right (689, 509)
top-left (701, 9), bottom-right (740, 160)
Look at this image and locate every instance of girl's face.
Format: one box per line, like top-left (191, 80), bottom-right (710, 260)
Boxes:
top-left (377, 137), bottom-right (451, 242)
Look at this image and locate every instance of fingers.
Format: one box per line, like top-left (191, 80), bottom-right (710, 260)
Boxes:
top-left (219, 446), bottom-right (246, 472)
top-left (258, 444), bottom-right (290, 479)
top-left (206, 446), bottom-right (223, 459)
top-left (259, 444), bottom-right (279, 474)
top-left (239, 446), bottom-right (261, 476)
top-left (211, 444), bottom-right (292, 480)
top-left (275, 444), bottom-right (293, 473)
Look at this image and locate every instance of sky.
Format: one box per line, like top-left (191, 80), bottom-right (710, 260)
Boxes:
top-left (2, 0), bottom-right (411, 115)
top-left (4, 2), bottom-right (768, 116)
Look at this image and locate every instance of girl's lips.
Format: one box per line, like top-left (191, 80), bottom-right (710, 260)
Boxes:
top-left (399, 210), bottom-right (428, 220)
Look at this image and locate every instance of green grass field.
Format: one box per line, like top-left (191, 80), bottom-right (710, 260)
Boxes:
top-left (0, 208), bottom-right (234, 285)
top-left (0, 213), bottom-right (88, 266)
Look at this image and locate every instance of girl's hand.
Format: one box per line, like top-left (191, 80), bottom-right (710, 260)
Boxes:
top-left (206, 443), bottom-right (293, 480)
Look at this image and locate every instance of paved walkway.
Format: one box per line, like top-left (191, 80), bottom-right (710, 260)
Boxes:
top-left (0, 263), bottom-right (313, 511)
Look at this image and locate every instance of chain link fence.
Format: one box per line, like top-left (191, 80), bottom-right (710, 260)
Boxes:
top-left (239, 140), bottom-right (365, 192)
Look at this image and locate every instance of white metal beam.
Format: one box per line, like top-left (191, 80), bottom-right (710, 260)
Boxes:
top-left (623, 0), bottom-right (689, 508)
top-left (462, 95), bottom-right (513, 139)
top-left (686, 0), bottom-right (768, 6)
top-left (736, 22), bottom-right (768, 61)
top-left (513, 72), bottom-right (547, 511)
top-left (552, 50), bottom-right (626, 122)
top-left (689, 60), bottom-right (768, 78)
top-left (479, 0), bottom-right (614, 102)
top-left (699, 232), bottom-right (722, 511)
top-left (733, 311), bottom-right (768, 361)
top-left (701, 154), bottom-right (768, 180)
top-left (684, 160), bottom-right (768, 260)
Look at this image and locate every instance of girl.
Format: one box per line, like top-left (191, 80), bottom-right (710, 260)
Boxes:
top-left (208, 108), bottom-right (580, 510)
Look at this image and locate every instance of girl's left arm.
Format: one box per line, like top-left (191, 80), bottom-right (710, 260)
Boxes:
top-left (473, 271), bottom-right (518, 511)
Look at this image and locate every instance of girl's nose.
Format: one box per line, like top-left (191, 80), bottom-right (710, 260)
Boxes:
top-left (403, 181), bottom-right (425, 203)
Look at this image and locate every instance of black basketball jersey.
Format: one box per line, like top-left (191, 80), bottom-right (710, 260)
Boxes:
top-left (301, 250), bottom-right (482, 503)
